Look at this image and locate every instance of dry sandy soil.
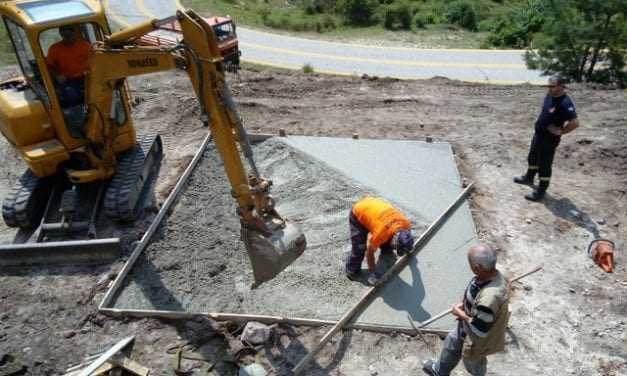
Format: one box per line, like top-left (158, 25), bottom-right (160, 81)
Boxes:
top-left (0, 65), bottom-right (625, 376)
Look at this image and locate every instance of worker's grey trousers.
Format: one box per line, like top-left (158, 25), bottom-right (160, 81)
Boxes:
top-left (434, 322), bottom-right (487, 376)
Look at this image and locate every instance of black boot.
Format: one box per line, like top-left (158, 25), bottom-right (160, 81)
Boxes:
top-left (514, 170), bottom-right (535, 185)
top-left (524, 188), bottom-right (545, 201)
top-left (525, 180), bottom-right (548, 201)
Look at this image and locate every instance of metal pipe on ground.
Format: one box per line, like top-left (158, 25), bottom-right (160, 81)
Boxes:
top-left (292, 182), bottom-right (476, 374)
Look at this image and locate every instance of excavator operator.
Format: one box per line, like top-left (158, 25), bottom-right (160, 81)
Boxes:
top-left (46, 24), bottom-right (90, 107)
top-left (346, 196), bottom-right (414, 286)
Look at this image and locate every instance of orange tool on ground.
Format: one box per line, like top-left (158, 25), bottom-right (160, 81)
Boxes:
top-left (587, 239), bottom-right (615, 273)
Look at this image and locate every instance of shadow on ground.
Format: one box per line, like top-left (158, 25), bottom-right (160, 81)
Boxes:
top-left (543, 194), bottom-right (600, 238)
top-left (109, 250), bottom-right (348, 375)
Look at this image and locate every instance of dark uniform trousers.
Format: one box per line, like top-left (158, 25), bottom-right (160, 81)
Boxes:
top-left (526, 132), bottom-right (560, 191)
top-left (346, 211), bottom-right (394, 274)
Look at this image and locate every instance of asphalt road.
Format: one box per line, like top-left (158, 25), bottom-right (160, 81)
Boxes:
top-left (105, 0), bottom-right (546, 84)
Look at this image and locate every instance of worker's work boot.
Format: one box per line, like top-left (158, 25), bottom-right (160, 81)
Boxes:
top-left (422, 359), bottom-right (440, 375)
top-left (513, 172), bottom-right (535, 185)
top-left (524, 187), bottom-right (546, 202)
top-left (345, 269), bottom-right (361, 282)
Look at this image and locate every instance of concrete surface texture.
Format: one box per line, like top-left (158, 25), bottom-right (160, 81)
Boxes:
top-left (280, 137), bottom-right (477, 328)
top-left (109, 137), bottom-right (476, 330)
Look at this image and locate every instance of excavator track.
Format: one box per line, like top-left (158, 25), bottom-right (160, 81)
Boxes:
top-left (104, 134), bottom-right (163, 222)
top-left (2, 169), bottom-right (52, 229)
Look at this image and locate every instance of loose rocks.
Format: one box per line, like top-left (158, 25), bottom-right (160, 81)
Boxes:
top-left (241, 322), bottom-right (272, 345)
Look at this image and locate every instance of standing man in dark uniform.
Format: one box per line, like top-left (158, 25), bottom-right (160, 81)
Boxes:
top-left (513, 75), bottom-right (580, 201)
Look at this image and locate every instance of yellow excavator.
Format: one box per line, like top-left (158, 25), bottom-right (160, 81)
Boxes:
top-left (0, 0), bottom-right (305, 284)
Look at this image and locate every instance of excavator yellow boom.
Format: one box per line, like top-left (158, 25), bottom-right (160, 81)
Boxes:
top-left (0, 2), bottom-right (305, 283)
top-left (87, 10), bottom-right (307, 284)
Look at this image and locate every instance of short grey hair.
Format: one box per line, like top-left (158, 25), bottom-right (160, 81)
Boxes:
top-left (468, 244), bottom-right (497, 271)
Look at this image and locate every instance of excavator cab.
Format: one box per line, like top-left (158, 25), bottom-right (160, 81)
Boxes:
top-left (0, 0), bottom-right (159, 265)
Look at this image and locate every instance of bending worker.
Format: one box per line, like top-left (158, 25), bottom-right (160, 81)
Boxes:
top-left (346, 196), bottom-right (414, 286)
top-left (46, 25), bottom-right (90, 107)
top-left (422, 244), bottom-right (509, 376)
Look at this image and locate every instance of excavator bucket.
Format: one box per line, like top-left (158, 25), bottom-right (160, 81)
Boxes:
top-left (0, 238), bottom-right (121, 266)
top-left (242, 221), bottom-right (307, 286)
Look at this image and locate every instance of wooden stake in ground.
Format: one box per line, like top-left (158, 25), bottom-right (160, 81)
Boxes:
top-left (292, 182), bottom-right (475, 375)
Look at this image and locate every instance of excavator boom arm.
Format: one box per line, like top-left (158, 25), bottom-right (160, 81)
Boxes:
top-left (86, 9), bottom-right (306, 284)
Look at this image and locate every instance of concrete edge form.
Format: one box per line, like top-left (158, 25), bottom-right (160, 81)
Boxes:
top-left (99, 308), bottom-right (448, 336)
top-left (98, 131), bottom-right (272, 310)
top-left (99, 132), bottom-right (214, 310)
top-left (98, 133), bottom-right (463, 336)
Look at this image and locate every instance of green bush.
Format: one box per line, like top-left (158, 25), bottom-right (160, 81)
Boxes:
top-left (337, 0), bottom-right (379, 26)
top-left (446, 0), bottom-right (478, 31)
top-left (381, 1), bottom-right (413, 30)
top-left (302, 0), bottom-right (336, 15)
top-left (478, 19), bottom-right (497, 32)
top-left (413, 13), bottom-right (428, 29)
top-left (302, 63), bottom-right (314, 73)
top-left (323, 15), bottom-right (337, 28)
top-left (486, 1), bottom-right (546, 48)
top-left (258, 7), bottom-right (271, 24)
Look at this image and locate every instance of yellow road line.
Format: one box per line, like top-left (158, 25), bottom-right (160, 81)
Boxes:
top-left (103, 0), bottom-right (133, 28)
top-left (104, 1), bottom-right (541, 84)
top-left (135, 0), bottom-right (159, 20)
top-left (242, 57), bottom-right (545, 85)
top-left (241, 42), bottom-right (526, 69)
top-left (240, 27), bottom-right (528, 53)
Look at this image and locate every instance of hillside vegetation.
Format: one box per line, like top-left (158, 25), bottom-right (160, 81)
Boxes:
top-left (185, 0), bottom-right (626, 85)
top-left (0, 23), bottom-right (16, 65)
top-left (183, 0), bottom-right (549, 48)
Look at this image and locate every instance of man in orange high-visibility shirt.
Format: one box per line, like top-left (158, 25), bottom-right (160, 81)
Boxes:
top-left (46, 25), bottom-right (90, 107)
top-left (346, 197), bottom-right (414, 286)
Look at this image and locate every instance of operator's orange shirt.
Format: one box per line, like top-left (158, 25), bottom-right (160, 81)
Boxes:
top-left (352, 197), bottom-right (411, 248)
top-left (46, 39), bottom-right (90, 79)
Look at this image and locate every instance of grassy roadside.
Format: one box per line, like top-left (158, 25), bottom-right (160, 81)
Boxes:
top-left (0, 23), bottom-right (16, 67)
top-left (181, 0), bottom-right (491, 49)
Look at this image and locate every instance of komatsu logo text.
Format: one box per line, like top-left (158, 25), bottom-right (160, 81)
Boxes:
top-left (127, 58), bottom-right (159, 68)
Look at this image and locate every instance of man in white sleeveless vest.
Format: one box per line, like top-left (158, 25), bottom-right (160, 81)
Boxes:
top-left (422, 244), bottom-right (510, 376)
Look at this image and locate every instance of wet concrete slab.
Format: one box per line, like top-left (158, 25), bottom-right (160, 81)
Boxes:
top-left (280, 137), bottom-right (476, 329)
top-left (108, 137), bottom-right (476, 331)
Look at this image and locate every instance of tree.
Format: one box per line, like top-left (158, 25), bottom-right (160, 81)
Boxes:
top-left (446, 1), bottom-right (478, 31)
top-left (337, 0), bottom-right (379, 26)
top-left (487, 0), bottom-right (546, 48)
top-left (525, 0), bottom-right (627, 86)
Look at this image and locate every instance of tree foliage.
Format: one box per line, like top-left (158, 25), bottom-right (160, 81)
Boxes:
top-left (524, 0), bottom-right (627, 85)
top-left (446, 1), bottom-right (478, 31)
top-left (337, 0), bottom-right (379, 26)
top-left (487, 0), bottom-right (546, 48)
top-left (381, 1), bottom-right (413, 30)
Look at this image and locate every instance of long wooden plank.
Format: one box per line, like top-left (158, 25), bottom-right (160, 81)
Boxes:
top-left (292, 182), bottom-right (475, 374)
top-left (77, 336), bottom-right (134, 376)
top-left (99, 307), bottom-right (448, 335)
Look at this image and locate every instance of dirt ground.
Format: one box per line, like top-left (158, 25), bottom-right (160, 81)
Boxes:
top-left (0, 65), bottom-right (625, 376)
